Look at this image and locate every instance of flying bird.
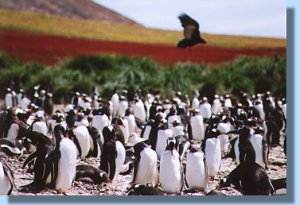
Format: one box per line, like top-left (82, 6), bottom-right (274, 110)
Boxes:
top-left (177, 13), bottom-right (207, 48)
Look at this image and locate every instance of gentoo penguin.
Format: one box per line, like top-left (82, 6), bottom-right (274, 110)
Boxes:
top-left (155, 120), bottom-right (173, 159)
top-left (117, 95), bottom-right (128, 117)
top-left (191, 95), bottom-right (200, 110)
top-left (234, 126), bottom-right (267, 169)
top-left (44, 93), bottom-right (54, 116)
top-left (212, 95), bottom-right (223, 114)
top-left (17, 122), bottom-right (53, 192)
top-left (100, 126), bottom-right (126, 181)
top-left (125, 108), bottom-right (138, 137)
top-left (5, 88), bottom-right (13, 109)
top-left (203, 129), bottom-right (222, 177)
top-left (217, 118), bottom-right (232, 155)
top-left (111, 92), bottom-right (120, 117)
top-left (66, 114), bottom-right (92, 159)
top-left (31, 113), bottom-right (48, 136)
top-left (199, 97), bottom-right (212, 121)
top-left (254, 100), bottom-right (265, 121)
top-left (132, 96), bottom-right (147, 124)
top-left (75, 164), bottom-right (109, 184)
top-left (128, 184), bottom-right (164, 195)
top-left (132, 142), bottom-right (158, 186)
top-left (185, 145), bottom-right (208, 191)
top-left (159, 137), bottom-right (182, 194)
top-left (52, 125), bottom-right (78, 193)
top-left (91, 108), bottom-right (110, 134)
top-left (110, 118), bottom-right (124, 145)
top-left (0, 139), bottom-right (23, 156)
top-left (188, 109), bottom-right (205, 142)
top-left (86, 125), bottom-right (102, 158)
top-left (140, 119), bottom-right (154, 141)
top-left (220, 161), bottom-right (274, 195)
top-left (166, 107), bottom-right (181, 128)
top-left (224, 94), bottom-right (232, 109)
top-left (119, 117), bottom-right (130, 144)
top-left (171, 120), bottom-right (185, 138)
top-left (0, 156), bottom-right (14, 195)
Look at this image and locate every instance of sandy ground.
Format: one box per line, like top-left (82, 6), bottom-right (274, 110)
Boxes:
top-left (7, 143), bottom-right (286, 196)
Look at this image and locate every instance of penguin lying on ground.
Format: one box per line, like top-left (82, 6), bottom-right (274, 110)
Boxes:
top-left (220, 125), bottom-right (275, 196)
top-left (0, 138), bottom-right (24, 156)
top-left (219, 161), bottom-right (275, 195)
top-left (75, 164), bottom-right (109, 184)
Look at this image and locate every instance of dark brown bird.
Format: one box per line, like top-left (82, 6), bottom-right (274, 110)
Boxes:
top-left (177, 13), bottom-right (207, 48)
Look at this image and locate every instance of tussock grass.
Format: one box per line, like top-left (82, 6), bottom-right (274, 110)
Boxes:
top-left (0, 52), bottom-right (286, 102)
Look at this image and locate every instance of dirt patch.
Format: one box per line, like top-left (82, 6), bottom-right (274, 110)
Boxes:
top-left (6, 144), bottom-right (286, 196)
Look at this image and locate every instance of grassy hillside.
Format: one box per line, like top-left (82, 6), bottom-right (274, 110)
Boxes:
top-left (0, 9), bottom-right (286, 49)
top-left (0, 52), bottom-right (286, 102)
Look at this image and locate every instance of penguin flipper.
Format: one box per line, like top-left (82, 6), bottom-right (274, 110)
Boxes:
top-left (73, 136), bottom-right (82, 158)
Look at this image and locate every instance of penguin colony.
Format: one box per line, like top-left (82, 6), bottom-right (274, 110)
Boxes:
top-left (0, 87), bottom-right (287, 195)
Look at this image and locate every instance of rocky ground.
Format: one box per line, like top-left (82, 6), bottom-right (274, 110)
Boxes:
top-left (7, 143), bottom-right (286, 196)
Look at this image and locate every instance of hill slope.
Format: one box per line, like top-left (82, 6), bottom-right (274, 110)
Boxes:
top-left (0, 9), bottom-right (286, 49)
top-left (0, 0), bottom-right (139, 25)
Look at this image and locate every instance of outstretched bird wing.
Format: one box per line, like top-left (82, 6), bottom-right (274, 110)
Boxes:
top-left (179, 13), bottom-right (200, 40)
top-left (177, 13), bottom-right (206, 47)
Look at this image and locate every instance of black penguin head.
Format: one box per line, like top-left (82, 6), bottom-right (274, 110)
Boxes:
top-left (98, 171), bottom-right (109, 183)
top-left (66, 113), bottom-right (76, 128)
top-left (53, 124), bottom-right (66, 143)
top-left (189, 144), bottom-right (200, 153)
top-left (133, 142), bottom-right (147, 157)
top-left (112, 117), bottom-right (124, 127)
top-left (102, 126), bottom-right (115, 142)
top-left (209, 128), bottom-right (220, 138)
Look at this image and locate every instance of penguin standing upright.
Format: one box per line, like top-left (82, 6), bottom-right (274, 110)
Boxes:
top-left (185, 145), bottom-right (208, 191)
top-left (132, 97), bottom-right (146, 124)
top-left (234, 126), bottom-right (267, 168)
top-left (91, 109), bottom-right (110, 135)
top-left (66, 113), bottom-right (92, 159)
top-left (217, 119), bottom-right (232, 155)
top-left (140, 119), bottom-right (154, 141)
top-left (204, 129), bottom-right (222, 177)
top-left (212, 95), bottom-right (223, 114)
top-left (132, 142), bottom-right (158, 186)
top-left (159, 138), bottom-right (182, 194)
top-left (51, 125), bottom-right (78, 193)
top-left (155, 120), bottom-right (173, 159)
top-left (100, 126), bottom-right (126, 182)
top-left (0, 156), bottom-right (14, 195)
top-left (17, 123), bottom-right (53, 192)
top-left (188, 109), bottom-right (205, 142)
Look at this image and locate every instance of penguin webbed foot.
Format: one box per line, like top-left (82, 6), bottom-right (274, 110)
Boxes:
top-left (19, 182), bottom-right (44, 193)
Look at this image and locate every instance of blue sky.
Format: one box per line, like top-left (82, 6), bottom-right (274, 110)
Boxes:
top-left (94, 0), bottom-right (286, 38)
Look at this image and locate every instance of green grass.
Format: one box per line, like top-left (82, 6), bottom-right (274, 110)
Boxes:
top-left (0, 52), bottom-right (286, 102)
top-left (0, 9), bottom-right (286, 49)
